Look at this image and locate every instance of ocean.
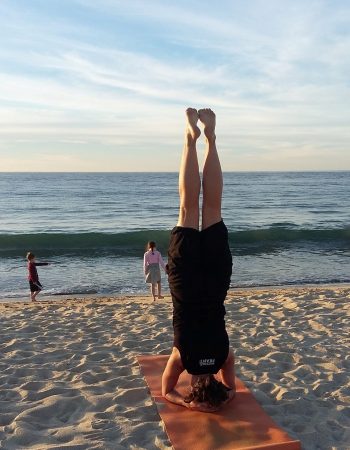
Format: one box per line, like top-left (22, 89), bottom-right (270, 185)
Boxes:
top-left (0, 172), bottom-right (349, 300)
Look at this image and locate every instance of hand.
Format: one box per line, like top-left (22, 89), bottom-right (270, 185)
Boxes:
top-left (223, 389), bottom-right (236, 405)
top-left (186, 400), bottom-right (219, 413)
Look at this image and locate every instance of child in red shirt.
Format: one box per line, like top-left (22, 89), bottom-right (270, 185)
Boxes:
top-left (26, 252), bottom-right (49, 302)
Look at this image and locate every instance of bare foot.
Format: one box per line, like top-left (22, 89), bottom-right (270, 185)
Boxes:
top-left (158, 295), bottom-right (164, 299)
top-left (198, 108), bottom-right (216, 140)
top-left (185, 108), bottom-right (201, 141)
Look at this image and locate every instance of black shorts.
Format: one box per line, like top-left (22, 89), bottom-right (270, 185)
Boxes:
top-left (29, 281), bottom-right (42, 292)
top-left (168, 220), bottom-right (232, 310)
top-left (168, 220), bottom-right (232, 374)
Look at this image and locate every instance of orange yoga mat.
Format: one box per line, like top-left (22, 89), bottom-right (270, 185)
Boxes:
top-left (137, 355), bottom-right (301, 450)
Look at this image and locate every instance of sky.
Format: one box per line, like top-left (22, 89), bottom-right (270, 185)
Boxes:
top-left (0, 0), bottom-right (349, 172)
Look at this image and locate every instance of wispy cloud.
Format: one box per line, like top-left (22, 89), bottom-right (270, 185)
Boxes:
top-left (0, 0), bottom-right (349, 170)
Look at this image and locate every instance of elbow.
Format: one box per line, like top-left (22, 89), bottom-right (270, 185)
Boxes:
top-left (164, 392), bottom-right (172, 402)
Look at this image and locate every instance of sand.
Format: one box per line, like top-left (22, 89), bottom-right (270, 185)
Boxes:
top-left (0, 285), bottom-right (349, 450)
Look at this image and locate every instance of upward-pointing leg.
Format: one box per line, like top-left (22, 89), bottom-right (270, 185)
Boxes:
top-left (199, 108), bottom-right (223, 230)
top-left (177, 108), bottom-right (201, 229)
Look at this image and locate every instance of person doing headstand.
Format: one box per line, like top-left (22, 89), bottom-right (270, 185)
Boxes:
top-left (162, 108), bottom-right (236, 413)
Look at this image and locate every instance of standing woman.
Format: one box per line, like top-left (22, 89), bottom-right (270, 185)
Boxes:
top-left (144, 241), bottom-right (166, 301)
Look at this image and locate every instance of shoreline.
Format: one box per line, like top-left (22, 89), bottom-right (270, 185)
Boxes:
top-left (1, 281), bottom-right (350, 304)
top-left (0, 285), bottom-right (349, 449)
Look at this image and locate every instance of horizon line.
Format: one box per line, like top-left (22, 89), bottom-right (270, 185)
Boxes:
top-left (1, 170), bottom-right (350, 174)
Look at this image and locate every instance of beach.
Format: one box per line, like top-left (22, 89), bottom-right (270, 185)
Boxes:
top-left (0, 285), bottom-right (349, 449)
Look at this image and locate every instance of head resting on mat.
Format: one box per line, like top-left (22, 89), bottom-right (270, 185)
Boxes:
top-left (184, 374), bottom-right (229, 408)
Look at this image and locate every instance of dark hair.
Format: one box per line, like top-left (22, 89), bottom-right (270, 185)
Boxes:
top-left (184, 375), bottom-right (229, 407)
top-left (26, 252), bottom-right (35, 261)
top-left (146, 241), bottom-right (156, 251)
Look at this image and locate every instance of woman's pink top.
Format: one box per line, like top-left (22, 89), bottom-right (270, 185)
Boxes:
top-left (143, 249), bottom-right (166, 274)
